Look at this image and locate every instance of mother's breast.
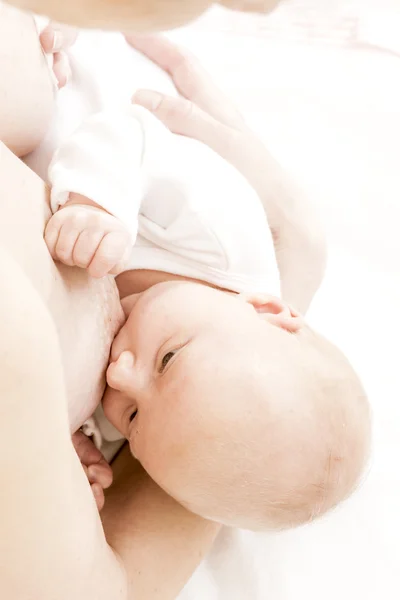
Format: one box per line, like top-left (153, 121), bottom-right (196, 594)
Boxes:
top-left (0, 143), bottom-right (124, 432)
top-left (53, 265), bottom-right (124, 432)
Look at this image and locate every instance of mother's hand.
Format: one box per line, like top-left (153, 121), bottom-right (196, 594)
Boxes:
top-left (126, 35), bottom-right (326, 313)
top-left (40, 22), bottom-right (78, 88)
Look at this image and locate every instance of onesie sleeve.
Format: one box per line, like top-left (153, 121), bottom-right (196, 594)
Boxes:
top-left (48, 108), bottom-right (146, 237)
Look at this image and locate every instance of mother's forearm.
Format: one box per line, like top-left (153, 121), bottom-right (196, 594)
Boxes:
top-left (103, 448), bottom-right (221, 600)
top-left (0, 249), bottom-right (127, 600)
top-left (6, 0), bottom-right (212, 30)
top-left (274, 218), bottom-right (327, 315)
top-left (245, 137), bottom-right (327, 313)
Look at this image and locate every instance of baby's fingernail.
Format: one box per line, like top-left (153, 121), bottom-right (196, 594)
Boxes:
top-left (133, 90), bottom-right (163, 111)
top-left (52, 30), bottom-right (62, 51)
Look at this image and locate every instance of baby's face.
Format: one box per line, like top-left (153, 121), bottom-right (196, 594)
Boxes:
top-left (103, 281), bottom-right (282, 519)
top-left (103, 282), bottom-right (369, 530)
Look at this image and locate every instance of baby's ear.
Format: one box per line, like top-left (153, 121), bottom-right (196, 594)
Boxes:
top-left (241, 294), bottom-right (303, 333)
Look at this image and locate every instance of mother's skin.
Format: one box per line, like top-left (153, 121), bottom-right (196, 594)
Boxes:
top-left (0, 4), bottom-right (123, 432)
top-left (6, 0), bottom-right (281, 30)
top-left (0, 145), bottom-right (219, 599)
top-left (0, 6), bottom-right (326, 598)
top-left (0, 7), bottom-right (219, 599)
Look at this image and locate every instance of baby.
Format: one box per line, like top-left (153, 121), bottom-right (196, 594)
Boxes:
top-left (45, 103), bottom-right (370, 531)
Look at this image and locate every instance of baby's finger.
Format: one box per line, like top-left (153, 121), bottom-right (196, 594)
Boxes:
top-left (110, 243), bottom-right (133, 276)
top-left (52, 51), bottom-right (72, 89)
top-left (72, 430), bottom-right (104, 467)
top-left (54, 223), bottom-right (81, 267)
top-left (72, 229), bottom-right (105, 270)
top-left (88, 463), bottom-right (113, 490)
top-left (44, 217), bottom-right (62, 259)
top-left (91, 483), bottom-right (105, 512)
top-left (88, 231), bottom-right (131, 279)
top-left (126, 35), bottom-right (244, 128)
top-left (133, 90), bottom-right (241, 162)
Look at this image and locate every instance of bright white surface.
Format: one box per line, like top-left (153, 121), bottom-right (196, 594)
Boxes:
top-left (173, 3), bottom-right (400, 599)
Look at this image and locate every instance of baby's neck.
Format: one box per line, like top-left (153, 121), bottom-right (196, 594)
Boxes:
top-left (116, 268), bottom-right (227, 299)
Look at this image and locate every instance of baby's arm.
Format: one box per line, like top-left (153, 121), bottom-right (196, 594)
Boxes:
top-left (45, 108), bottom-right (147, 277)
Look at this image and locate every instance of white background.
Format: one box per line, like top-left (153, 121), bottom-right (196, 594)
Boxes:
top-left (174, 2), bottom-right (400, 598)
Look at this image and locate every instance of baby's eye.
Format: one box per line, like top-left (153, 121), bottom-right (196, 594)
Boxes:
top-left (159, 351), bottom-right (175, 373)
top-left (129, 409), bottom-right (138, 422)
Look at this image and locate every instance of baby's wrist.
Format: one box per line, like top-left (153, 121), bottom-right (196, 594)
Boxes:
top-left (62, 192), bottom-right (108, 214)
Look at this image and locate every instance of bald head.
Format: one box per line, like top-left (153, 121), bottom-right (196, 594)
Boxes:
top-left (182, 326), bottom-right (371, 530)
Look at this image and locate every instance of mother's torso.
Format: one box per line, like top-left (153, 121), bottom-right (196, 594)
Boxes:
top-left (0, 142), bottom-right (123, 431)
top-left (20, 30), bottom-right (175, 430)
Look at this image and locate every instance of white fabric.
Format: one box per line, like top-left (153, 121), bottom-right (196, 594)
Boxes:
top-left (25, 29), bottom-right (177, 179)
top-left (49, 109), bottom-right (144, 238)
top-left (49, 105), bottom-right (280, 295)
top-left (82, 406), bottom-right (125, 463)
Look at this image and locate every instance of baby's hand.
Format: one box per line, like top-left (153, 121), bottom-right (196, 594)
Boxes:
top-left (45, 200), bottom-right (132, 278)
top-left (72, 431), bottom-right (113, 512)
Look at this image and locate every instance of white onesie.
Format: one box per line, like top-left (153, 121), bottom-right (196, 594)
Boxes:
top-left (49, 105), bottom-right (280, 296)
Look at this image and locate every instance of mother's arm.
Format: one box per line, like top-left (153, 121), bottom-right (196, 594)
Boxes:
top-left (127, 35), bottom-right (327, 314)
top-left (0, 247), bottom-right (126, 599)
top-left (0, 3), bottom-right (55, 156)
top-left (0, 12), bottom-right (219, 597)
top-left (102, 448), bottom-right (220, 599)
top-left (6, 0), bottom-right (280, 31)
top-left (0, 142), bottom-right (219, 600)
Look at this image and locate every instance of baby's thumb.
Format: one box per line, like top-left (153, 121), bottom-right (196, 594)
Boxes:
top-left (132, 90), bottom-right (239, 159)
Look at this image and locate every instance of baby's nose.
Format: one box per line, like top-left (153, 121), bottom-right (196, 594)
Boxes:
top-left (107, 351), bottom-right (135, 392)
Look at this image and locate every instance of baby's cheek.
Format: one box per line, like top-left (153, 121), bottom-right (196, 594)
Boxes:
top-left (131, 414), bottom-right (167, 472)
top-left (137, 409), bottom-right (202, 496)
top-left (131, 412), bottom-right (178, 485)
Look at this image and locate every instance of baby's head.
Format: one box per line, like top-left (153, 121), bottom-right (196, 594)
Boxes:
top-left (103, 282), bottom-right (370, 530)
